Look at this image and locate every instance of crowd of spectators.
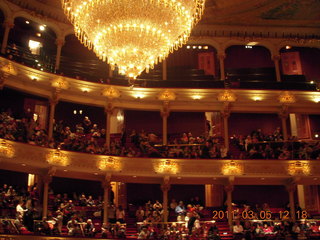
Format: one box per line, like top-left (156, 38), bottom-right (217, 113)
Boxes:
top-left (231, 128), bottom-right (320, 160)
top-left (2, 109), bottom-right (320, 161)
top-left (0, 110), bottom-right (229, 159)
top-left (232, 220), bottom-right (320, 240)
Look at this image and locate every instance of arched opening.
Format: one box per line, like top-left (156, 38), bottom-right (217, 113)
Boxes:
top-left (0, 10), bottom-right (5, 44)
top-left (59, 34), bottom-right (110, 82)
top-left (280, 46), bottom-right (320, 86)
top-left (6, 17), bottom-right (56, 72)
top-left (225, 45), bottom-right (275, 87)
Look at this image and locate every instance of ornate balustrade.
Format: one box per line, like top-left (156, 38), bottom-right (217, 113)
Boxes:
top-left (0, 140), bottom-right (320, 185)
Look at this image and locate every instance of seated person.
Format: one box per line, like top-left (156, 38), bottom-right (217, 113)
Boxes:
top-left (84, 219), bottom-right (96, 237)
top-left (233, 221), bottom-right (244, 236)
top-left (67, 216), bottom-right (80, 236)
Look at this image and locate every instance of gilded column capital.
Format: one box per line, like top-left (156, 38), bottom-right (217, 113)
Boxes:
top-left (50, 90), bottom-right (60, 105)
top-left (278, 105), bottom-right (289, 119)
top-left (3, 21), bottom-right (14, 29)
top-left (0, 75), bottom-right (5, 90)
top-left (221, 102), bottom-right (231, 119)
top-left (224, 184), bottom-right (234, 193)
top-left (161, 176), bottom-right (171, 192)
top-left (272, 54), bottom-right (281, 62)
top-left (55, 38), bottom-right (65, 47)
top-left (217, 53), bottom-right (226, 61)
top-left (104, 103), bottom-right (115, 115)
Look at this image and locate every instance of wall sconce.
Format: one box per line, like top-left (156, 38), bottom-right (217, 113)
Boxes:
top-left (221, 160), bottom-right (244, 175)
top-left (217, 90), bottom-right (236, 102)
top-left (158, 89), bottom-right (176, 102)
top-left (154, 160), bottom-right (180, 174)
top-left (98, 157), bottom-right (122, 171)
top-left (101, 86), bottom-right (121, 99)
top-left (46, 148), bottom-right (70, 166)
top-left (288, 161), bottom-right (310, 176)
top-left (279, 91), bottom-right (296, 104)
top-left (0, 139), bottom-right (15, 158)
top-left (51, 77), bottom-right (69, 90)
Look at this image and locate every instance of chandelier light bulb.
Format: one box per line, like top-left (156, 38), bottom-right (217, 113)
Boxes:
top-left (61, 0), bottom-right (206, 79)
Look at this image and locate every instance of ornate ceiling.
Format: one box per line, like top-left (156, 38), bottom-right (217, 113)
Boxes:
top-left (6, 0), bottom-right (320, 29)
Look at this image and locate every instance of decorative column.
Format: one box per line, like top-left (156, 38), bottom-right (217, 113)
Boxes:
top-left (297, 185), bottom-right (306, 209)
top-left (205, 184), bottom-right (224, 207)
top-left (54, 38), bottom-right (65, 71)
top-left (278, 107), bottom-right (289, 141)
top-left (48, 91), bottom-right (59, 140)
top-left (218, 53), bottom-right (226, 80)
top-left (221, 104), bottom-right (231, 151)
top-left (160, 104), bottom-right (170, 145)
top-left (1, 20), bottom-right (14, 54)
top-left (161, 176), bottom-right (171, 222)
top-left (42, 167), bottom-right (55, 218)
top-left (162, 59), bottom-right (167, 81)
top-left (104, 103), bottom-right (114, 148)
top-left (102, 175), bottom-right (111, 225)
top-left (224, 184), bottom-right (234, 231)
top-left (286, 184), bottom-right (297, 222)
top-left (272, 54), bottom-right (282, 82)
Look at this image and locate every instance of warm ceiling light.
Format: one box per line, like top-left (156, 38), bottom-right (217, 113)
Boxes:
top-left (198, 46), bottom-right (202, 49)
top-left (133, 92), bottom-right (145, 99)
top-left (81, 87), bottom-right (90, 93)
top-left (39, 25), bottom-right (45, 31)
top-left (0, 139), bottom-right (15, 158)
top-left (247, 42), bottom-right (259, 46)
top-left (25, 20), bottom-right (30, 24)
top-left (62, 0), bottom-right (205, 79)
top-left (192, 94), bottom-right (202, 100)
top-left (46, 148), bottom-right (70, 166)
top-left (155, 160), bottom-right (180, 174)
top-left (252, 95), bottom-right (262, 101)
top-left (310, 81), bottom-right (314, 84)
top-left (203, 46), bottom-right (208, 49)
top-left (286, 45), bottom-right (292, 50)
top-left (98, 157), bottom-right (122, 171)
top-left (186, 45), bottom-right (191, 49)
top-left (221, 160), bottom-right (243, 175)
top-left (288, 161), bottom-right (310, 176)
top-left (36, 33), bottom-right (41, 37)
top-left (313, 96), bottom-right (320, 103)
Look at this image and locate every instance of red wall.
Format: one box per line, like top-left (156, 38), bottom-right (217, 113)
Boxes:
top-left (51, 177), bottom-right (103, 199)
top-left (168, 112), bottom-right (206, 137)
top-left (281, 47), bottom-right (320, 81)
top-left (309, 114), bottom-right (320, 138)
top-left (225, 45), bottom-right (274, 69)
top-left (0, 169), bottom-right (28, 191)
top-left (55, 101), bottom-right (105, 131)
top-left (228, 113), bottom-right (281, 137)
top-left (125, 111), bottom-right (206, 137)
top-left (126, 183), bottom-right (205, 207)
top-left (233, 185), bottom-right (289, 207)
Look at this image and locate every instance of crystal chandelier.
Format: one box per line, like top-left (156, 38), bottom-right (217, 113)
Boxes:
top-left (0, 139), bottom-right (15, 158)
top-left (61, 0), bottom-right (205, 79)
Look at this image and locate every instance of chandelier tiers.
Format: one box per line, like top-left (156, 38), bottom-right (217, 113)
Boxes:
top-left (61, 0), bottom-right (206, 79)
